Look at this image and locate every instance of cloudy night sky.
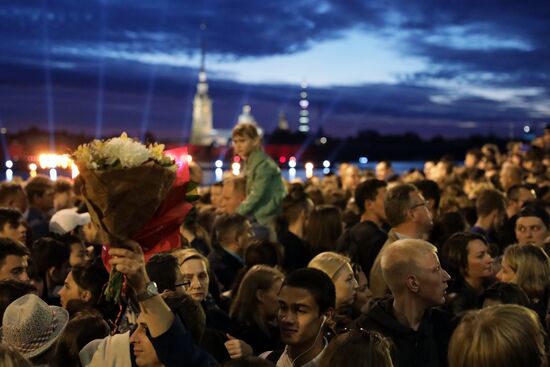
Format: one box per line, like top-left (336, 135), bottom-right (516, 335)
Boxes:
top-left (1, 0), bottom-right (549, 143)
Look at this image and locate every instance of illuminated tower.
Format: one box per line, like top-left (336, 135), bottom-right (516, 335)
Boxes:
top-left (190, 23), bottom-right (214, 145)
top-left (278, 111), bottom-right (289, 131)
top-left (298, 81), bottom-right (310, 133)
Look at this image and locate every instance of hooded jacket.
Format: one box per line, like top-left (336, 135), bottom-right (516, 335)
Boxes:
top-left (354, 297), bottom-right (455, 367)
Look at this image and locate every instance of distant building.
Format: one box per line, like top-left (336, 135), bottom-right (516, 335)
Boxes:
top-left (278, 111), bottom-right (289, 131)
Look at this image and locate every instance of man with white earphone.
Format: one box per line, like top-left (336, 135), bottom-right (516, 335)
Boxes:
top-left (260, 268), bottom-right (335, 367)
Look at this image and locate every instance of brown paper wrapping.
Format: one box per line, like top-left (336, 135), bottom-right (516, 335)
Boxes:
top-left (77, 160), bottom-right (176, 244)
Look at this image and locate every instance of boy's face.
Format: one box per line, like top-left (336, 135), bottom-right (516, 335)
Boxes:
top-left (277, 285), bottom-right (325, 348)
top-left (130, 315), bottom-right (162, 367)
top-left (0, 221), bottom-right (26, 243)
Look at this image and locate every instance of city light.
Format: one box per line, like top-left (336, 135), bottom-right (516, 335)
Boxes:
top-left (49, 168), bottom-right (58, 181)
top-left (359, 157), bottom-right (368, 164)
top-left (320, 137), bottom-right (327, 144)
top-left (232, 162), bottom-right (241, 176)
top-left (323, 168), bottom-right (330, 175)
top-left (5, 169), bottom-right (12, 182)
top-left (71, 163), bottom-right (80, 179)
top-left (305, 162), bottom-right (314, 178)
top-left (215, 168), bottom-right (223, 182)
top-left (38, 154), bottom-right (73, 169)
top-left (524, 125), bottom-right (531, 133)
top-left (289, 158), bottom-right (297, 168)
top-left (187, 154), bottom-right (193, 163)
top-left (5, 160), bottom-right (13, 169)
top-left (279, 156), bottom-right (287, 164)
top-left (323, 160), bottom-right (331, 168)
top-left (289, 168), bottom-right (296, 179)
top-left (29, 163), bottom-right (37, 171)
top-left (215, 160), bottom-right (223, 168)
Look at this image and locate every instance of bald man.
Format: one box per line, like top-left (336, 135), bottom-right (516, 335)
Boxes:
top-left (355, 239), bottom-right (455, 367)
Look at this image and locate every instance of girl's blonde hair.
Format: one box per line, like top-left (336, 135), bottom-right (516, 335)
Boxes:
top-left (503, 244), bottom-right (550, 299)
top-left (449, 304), bottom-right (546, 367)
top-left (308, 251), bottom-right (351, 280)
top-left (0, 344), bottom-right (32, 367)
top-left (172, 248), bottom-right (209, 269)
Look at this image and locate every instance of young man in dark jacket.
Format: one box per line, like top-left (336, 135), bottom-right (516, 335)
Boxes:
top-left (355, 239), bottom-right (455, 367)
top-left (336, 179), bottom-right (388, 276)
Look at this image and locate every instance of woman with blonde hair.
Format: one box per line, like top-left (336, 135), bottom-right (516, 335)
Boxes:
top-left (229, 265), bottom-right (284, 355)
top-left (497, 244), bottom-right (550, 324)
top-left (449, 304), bottom-right (547, 367)
top-left (0, 344), bottom-right (31, 367)
top-left (308, 251), bottom-right (359, 329)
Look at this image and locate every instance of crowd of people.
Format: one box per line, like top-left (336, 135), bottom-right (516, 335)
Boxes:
top-left (0, 122), bottom-right (549, 367)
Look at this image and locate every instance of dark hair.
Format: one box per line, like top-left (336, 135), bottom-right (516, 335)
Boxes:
top-left (24, 175), bottom-right (53, 203)
top-left (0, 280), bottom-right (36, 320)
top-left (51, 311), bottom-right (110, 367)
top-left (146, 253), bottom-right (179, 293)
top-left (475, 189), bottom-right (506, 218)
top-left (517, 204), bottom-right (549, 227)
top-left (0, 238), bottom-right (30, 265)
top-left (245, 240), bottom-right (283, 268)
top-left (54, 177), bottom-right (73, 194)
top-left (441, 232), bottom-right (488, 279)
top-left (0, 208), bottom-right (24, 231)
top-left (429, 212), bottom-right (468, 249)
top-left (414, 180), bottom-right (441, 211)
top-left (319, 330), bottom-right (394, 367)
top-left (355, 179), bottom-right (387, 214)
top-left (213, 213), bottom-right (248, 247)
top-left (506, 184), bottom-right (533, 201)
top-left (466, 148), bottom-right (483, 161)
top-left (384, 184), bottom-right (418, 227)
top-left (282, 268), bottom-right (335, 315)
top-left (0, 182), bottom-right (26, 206)
top-left (305, 205), bottom-right (343, 256)
top-left (71, 263), bottom-right (109, 306)
top-left (56, 233), bottom-right (83, 247)
top-left (479, 282), bottom-right (530, 308)
top-left (30, 237), bottom-right (70, 275)
top-left (281, 185), bottom-right (313, 224)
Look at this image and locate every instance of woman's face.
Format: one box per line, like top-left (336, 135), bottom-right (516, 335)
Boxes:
top-left (353, 269), bottom-right (372, 309)
top-left (465, 239), bottom-right (493, 280)
top-left (496, 256), bottom-right (517, 283)
top-left (179, 259), bottom-right (209, 302)
top-left (333, 263), bottom-right (358, 309)
top-left (260, 279), bottom-right (283, 320)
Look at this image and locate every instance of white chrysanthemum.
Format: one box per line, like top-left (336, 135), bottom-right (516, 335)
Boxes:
top-left (104, 136), bottom-right (151, 168)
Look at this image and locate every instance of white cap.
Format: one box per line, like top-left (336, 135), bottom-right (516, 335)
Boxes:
top-left (49, 208), bottom-right (91, 235)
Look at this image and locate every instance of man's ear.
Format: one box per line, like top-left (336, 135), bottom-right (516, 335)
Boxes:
top-left (324, 308), bottom-right (335, 321)
top-left (406, 275), bottom-right (419, 293)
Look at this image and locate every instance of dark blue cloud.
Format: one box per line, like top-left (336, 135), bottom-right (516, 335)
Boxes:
top-left (0, 0), bottom-right (549, 140)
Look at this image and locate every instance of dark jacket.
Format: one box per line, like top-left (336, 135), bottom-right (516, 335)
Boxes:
top-left (336, 220), bottom-right (387, 276)
top-left (354, 297), bottom-right (455, 367)
top-left (208, 247), bottom-right (244, 291)
top-left (233, 320), bottom-right (282, 355)
top-left (443, 278), bottom-right (488, 316)
top-left (278, 230), bottom-right (311, 272)
top-left (131, 314), bottom-right (217, 367)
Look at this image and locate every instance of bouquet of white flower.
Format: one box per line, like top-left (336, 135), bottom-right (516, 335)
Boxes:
top-left (73, 133), bottom-right (182, 303)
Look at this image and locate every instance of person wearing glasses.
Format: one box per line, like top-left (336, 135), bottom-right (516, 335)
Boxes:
top-left (370, 184), bottom-right (434, 297)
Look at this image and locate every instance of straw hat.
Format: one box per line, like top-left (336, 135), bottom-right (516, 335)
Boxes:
top-left (0, 294), bottom-right (69, 359)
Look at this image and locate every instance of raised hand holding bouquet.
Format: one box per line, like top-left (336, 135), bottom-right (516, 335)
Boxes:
top-left (73, 133), bottom-right (194, 303)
